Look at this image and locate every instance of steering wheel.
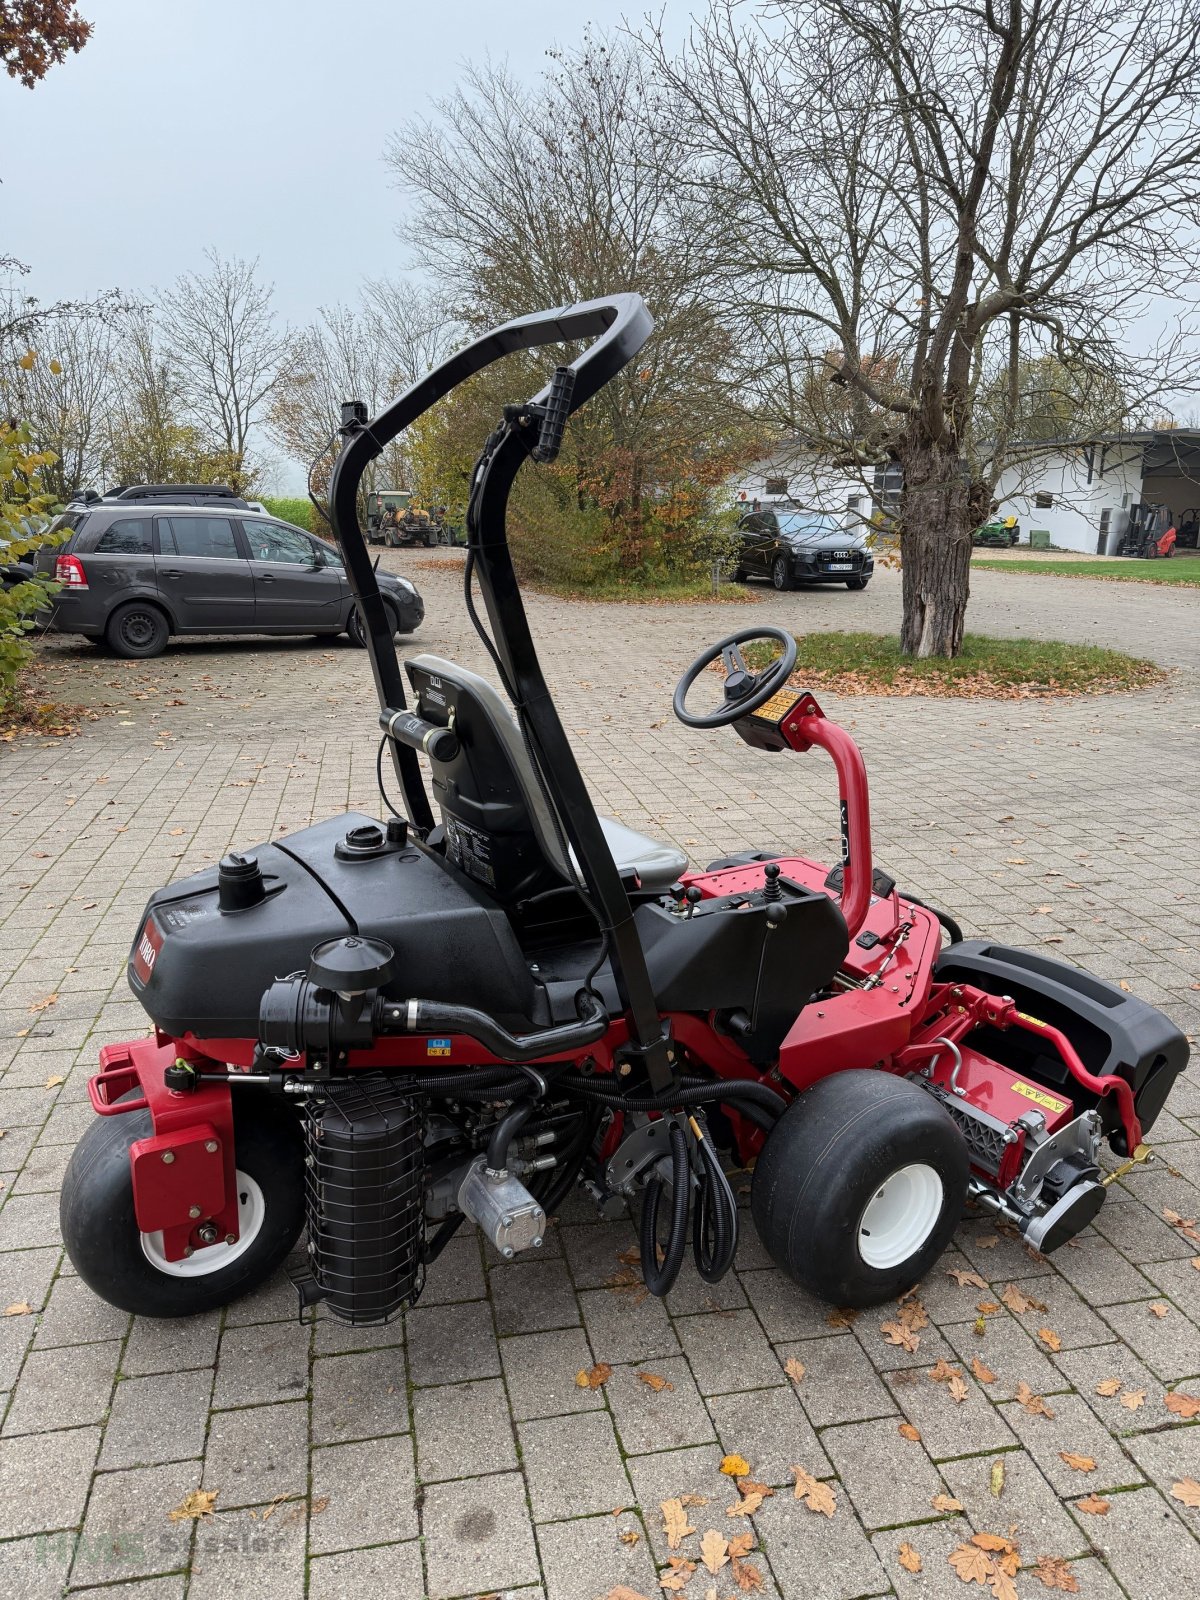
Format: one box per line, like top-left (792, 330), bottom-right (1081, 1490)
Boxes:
top-left (672, 626), bottom-right (798, 729)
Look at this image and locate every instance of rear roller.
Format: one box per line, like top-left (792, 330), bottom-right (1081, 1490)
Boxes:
top-left (751, 1070), bottom-right (968, 1305)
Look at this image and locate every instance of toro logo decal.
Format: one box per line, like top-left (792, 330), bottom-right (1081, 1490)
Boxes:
top-left (131, 917), bottom-right (164, 985)
top-left (426, 1038), bottom-right (452, 1058)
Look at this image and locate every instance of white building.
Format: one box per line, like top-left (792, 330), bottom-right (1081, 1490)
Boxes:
top-left (737, 430), bottom-right (1200, 554)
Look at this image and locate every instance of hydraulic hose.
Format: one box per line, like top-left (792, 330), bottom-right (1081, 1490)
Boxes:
top-left (559, 1073), bottom-right (787, 1133)
top-left (690, 1116), bottom-right (739, 1283)
top-left (378, 993), bottom-right (608, 1064)
top-left (486, 1100), bottom-right (534, 1172)
top-left (640, 1120), bottom-right (690, 1298)
top-left (900, 892), bottom-right (964, 945)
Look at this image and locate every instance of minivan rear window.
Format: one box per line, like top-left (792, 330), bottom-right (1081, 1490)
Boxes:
top-left (95, 517), bottom-right (152, 554)
top-left (158, 517), bottom-right (241, 560)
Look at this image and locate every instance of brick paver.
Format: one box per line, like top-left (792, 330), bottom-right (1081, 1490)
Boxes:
top-left (0, 556), bottom-right (1197, 1598)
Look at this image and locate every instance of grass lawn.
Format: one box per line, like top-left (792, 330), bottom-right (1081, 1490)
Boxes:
top-left (747, 632), bottom-right (1164, 698)
top-left (974, 553), bottom-right (1200, 587)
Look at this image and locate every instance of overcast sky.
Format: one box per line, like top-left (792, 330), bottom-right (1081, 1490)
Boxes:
top-left (3, 0), bottom-right (656, 487)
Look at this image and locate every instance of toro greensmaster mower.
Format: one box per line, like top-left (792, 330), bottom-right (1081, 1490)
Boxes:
top-left (60, 296), bottom-right (1187, 1322)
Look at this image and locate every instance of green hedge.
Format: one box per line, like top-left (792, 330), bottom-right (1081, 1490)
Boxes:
top-left (260, 496), bottom-right (312, 531)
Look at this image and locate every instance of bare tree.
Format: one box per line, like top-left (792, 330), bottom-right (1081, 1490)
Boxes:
top-left (159, 250), bottom-right (288, 493)
top-left (5, 308), bottom-right (117, 497)
top-left (385, 38), bottom-right (749, 569)
top-left (645, 0), bottom-right (1200, 654)
top-left (267, 285), bottom-right (454, 512)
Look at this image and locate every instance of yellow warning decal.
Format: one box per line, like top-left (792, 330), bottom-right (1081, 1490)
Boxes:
top-left (1012, 1081), bottom-right (1069, 1115)
top-left (1016, 1009), bottom-right (1046, 1028)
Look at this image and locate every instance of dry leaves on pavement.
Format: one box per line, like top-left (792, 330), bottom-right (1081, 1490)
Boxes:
top-left (932, 1493), bottom-right (964, 1512)
top-left (636, 1371), bottom-right (673, 1393)
top-left (1037, 1327), bottom-right (1063, 1352)
top-left (1118, 1388), bottom-right (1147, 1411)
top-left (720, 1454), bottom-right (751, 1477)
top-left (1016, 1382), bottom-right (1055, 1418)
top-left (990, 1459), bottom-right (1006, 1498)
top-left (1149, 1302), bottom-right (1171, 1318)
top-left (898, 1422), bottom-right (922, 1441)
top-left (700, 1529), bottom-right (729, 1575)
top-left (783, 1357), bottom-right (806, 1383)
top-left (1001, 1283), bottom-right (1047, 1315)
top-left (1030, 1555), bottom-right (1080, 1591)
top-left (1075, 1494), bottom-right (1110, 1515)
top-left (660, 1499), bottom-right (695, 1550)
top-left (1165, 1390), bottom-right (1200, 1419)
top-left (577, 1362), bottom-right (613, 1389)
top-left (971, 1356), bottom-right (997, 1384)
top-left (168, 1489), bottom-right (217, 1522)
top-left (657, 1557), bottom-right (695, 1592)
top-left (1058, 1452), bottom-right (1097, 1473)
top-left (3, 1302), bottom-right (32, 1316)
top-left (1172, 1478), bottom-right (1200, 1509)
top-left (730, 1555), bottom-right (765, 1592)
top-left (898, 1541), bottom-right (923, 1572)
top-left (948, 1531), bottom-right (1021, 1599)
top-left (790, 1466), bottom-right (836, 1517)
top-left (880, 1319), bottom-right (921, 1352)
top-left (1095, 1377), bottom-right (1123, 1397)
top-left (947, 1267), bottom-right (989, 1288)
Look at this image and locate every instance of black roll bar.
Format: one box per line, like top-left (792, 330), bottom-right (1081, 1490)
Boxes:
top-left (326, 294), bottom-right (675, 1089)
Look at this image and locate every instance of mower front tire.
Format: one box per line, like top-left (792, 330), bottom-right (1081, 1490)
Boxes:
top-left (60, 1097), bottom-right (305, 1318)
top-left (751, 1070), bottom-right (968, 1306)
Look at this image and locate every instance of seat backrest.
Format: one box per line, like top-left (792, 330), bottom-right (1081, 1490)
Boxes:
top-left (405, 654), bottom-right (572, 901)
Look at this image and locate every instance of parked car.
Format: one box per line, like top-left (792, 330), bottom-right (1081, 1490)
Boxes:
top-left (35, 485), bottom-right (424, 658)
top-left (732, 507), bottom-right (874, 590)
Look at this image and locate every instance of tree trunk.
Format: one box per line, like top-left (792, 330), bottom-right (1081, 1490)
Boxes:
top-left (897, 442), bottom-right (975, 657)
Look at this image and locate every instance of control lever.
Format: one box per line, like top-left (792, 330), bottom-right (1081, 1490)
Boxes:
top-left (749, 903), bottom-right (787, 1031)
top-left (530, 366), bottom-right (575, 463)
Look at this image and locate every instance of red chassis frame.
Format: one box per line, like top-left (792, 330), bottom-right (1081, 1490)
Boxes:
top-left (88, 692), bottom-right (1141, 1261)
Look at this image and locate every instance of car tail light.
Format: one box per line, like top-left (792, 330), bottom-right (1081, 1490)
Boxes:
top-left (55, 554), bottom-right (89, 589)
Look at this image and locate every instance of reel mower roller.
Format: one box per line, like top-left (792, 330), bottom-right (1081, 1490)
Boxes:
top-left (61, 295), bottom-right (1188, 1322)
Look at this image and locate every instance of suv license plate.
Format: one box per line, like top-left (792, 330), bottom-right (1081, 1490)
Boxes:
top-left (827, 562), bottom-right (853, 571)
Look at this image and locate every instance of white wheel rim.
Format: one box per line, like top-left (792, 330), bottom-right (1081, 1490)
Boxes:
top-left (140, 1169), bottom-right (266, 1279)
top-left (857, 1163), bottom-right (944, 1270)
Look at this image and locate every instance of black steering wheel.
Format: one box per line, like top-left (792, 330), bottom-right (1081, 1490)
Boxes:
top-left (672, 626), bottom-right (799, 729)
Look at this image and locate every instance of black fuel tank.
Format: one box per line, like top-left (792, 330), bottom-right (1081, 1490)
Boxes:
top-left (128, 812), bottom-right (538, 1039)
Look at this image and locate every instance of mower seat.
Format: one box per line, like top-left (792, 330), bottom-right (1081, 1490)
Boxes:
top-left (405, 654), bottom-right (688, 894)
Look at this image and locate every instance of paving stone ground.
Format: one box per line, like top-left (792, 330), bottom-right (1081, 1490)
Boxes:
top-left (1, 556), bottom-right (1198, 1599)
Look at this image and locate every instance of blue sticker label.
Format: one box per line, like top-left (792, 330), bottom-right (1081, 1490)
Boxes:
top-left (426, 1038), bottom-right (452, 1057)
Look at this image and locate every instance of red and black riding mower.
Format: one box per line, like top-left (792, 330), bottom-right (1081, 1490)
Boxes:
top-left (61, 296), bottom-right (1187, 1322)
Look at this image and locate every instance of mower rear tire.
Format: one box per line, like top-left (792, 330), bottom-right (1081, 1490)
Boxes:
top-left (751, 1070), bottom-right (968, 1306)
top-left (60, 1097), bottom-right (305, 1318)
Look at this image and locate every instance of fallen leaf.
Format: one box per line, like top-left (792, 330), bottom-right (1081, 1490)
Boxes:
top-left (1191, 1256), bottom-right (1200, 1271)
top-left (1118, 1388), bottom-right (1146, 1412)
top-left (898, 1541), bottom-right (922, 1573)
top-left (1030, 1555), bottom-right (1080, 1592)
top-left (1016, 1382), bottom-right (1055, 1418)
top-left (168, 1489), bottom-right (217, 1522)
top-left (790, 1466), bottom-right (836, 1517)
top-left (947, 1375), bottom-right (969, 1404)
top-left (1037, 1327), bottom-right (1063, 1352)
top-left (880, 1319), bottom-right (921, 1352)
top-left (990, 1458), bottom-right (1006, 1498)
top-left (948, 1542), bottom-right (996, 1585)
top-left (977, 1300), bottom-right (1002, 1316)
top-left (637, 1371), bottom-right (674, 1393)
top-left (826, 1306), bottom-right (859, 1328)
top-left (44, 1074), bottom-right (64, 1089)
top-left (947, 1267), bottom-right (989, 1288)
top-left (661, 1499), bottom-right (695, 1550)
top-left (3, 1302), bottom-right (32, 1317)
top-left (1058, 1452), bottom-right (1096, 1473)
top-left (169, 826), bottom-right (185, 835)
top-left (720, 1454), bottom-right (751, 1478)
top-left (1170, 1478), bottom-right (1200, 1509)
top-left (1075, 1494), bottom-right (1110, 1515)
top-left (1149, 1302), bottom-right (1171, 1319)
top-left (1165, 1390), bottom-right (1200, 1419)
top-left (1095, 1378), bottom-right (1123, 1397)
top-left (929, 1359), bottom-right (962, 1384)
top-left (657, 1557), bottom-right (694, 1592)
top-left (576, 1362), bottom-right (612, 1389)
top-left (616, 1246), bottom-right (642, 1266)
top-left (730, 1557), bottom-right (764, 1592)
top-left (700, 1529), bottom-right (729, 1575)
top-left (783, 1357), bottom-right (806, 1384)
top-left (727, 1492), bottom-right (763, 1517)
top-left (735, 1480), bottom-right (774, 1500)
top-left (679, 1493), bottom-right (708, 1507)
top-left (897, 1295), bottom-right (929, 1332)
top-left (28, 992), bottom-right (58, 1013)
top-left (727, 1532), bottom-right (755, 1557)
top-left (1001, 1283), bottom-right (1047, 1315)
top-left (898, 1421), bottom-right (921, 1441)
top-left (971, 1357), bottom-right (997, 1384)
top-left (931, 1493), bottom-right (964, 1512)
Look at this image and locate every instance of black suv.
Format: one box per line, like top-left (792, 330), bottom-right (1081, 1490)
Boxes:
top-left (37, 485), bottom-right (424, 658)
top-left (733, 507), bottom-right (874, 591)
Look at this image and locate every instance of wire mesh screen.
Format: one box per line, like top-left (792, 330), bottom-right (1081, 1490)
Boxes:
top-left (304, 1078), bottom-right (425, 1323)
